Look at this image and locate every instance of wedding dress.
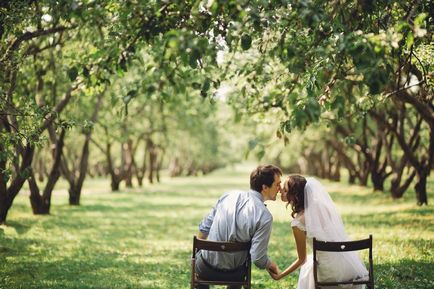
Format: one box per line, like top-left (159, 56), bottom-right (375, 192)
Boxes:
top-left (291, 178), bottom-right (369, 289)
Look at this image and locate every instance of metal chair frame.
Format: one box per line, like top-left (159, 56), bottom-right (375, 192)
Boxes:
top-left (313, 235), bottom-right (374, 289)
top-left (191, 236), bottom-right (251, 289)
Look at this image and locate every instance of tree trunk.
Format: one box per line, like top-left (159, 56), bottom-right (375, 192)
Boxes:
top-left (0, 144), bottom-right (35, 224)
top-left (98, 127), bottom-right (125, 192)
top-left (371, 172), bottom-right (384, 191)
top-left (414, 170), bottom-right (428, 205)
top-left (137, 176), bottom-right (144, 187)
top-left (169, 157), bottom-right (182, 177)
top-left (66, 137), bottom-right (91, 205)
top-left (28, 175), bottom-right (50, 214)
top-left (29, 128), bottom-right (65, 214)
top-left (147, 139), bottom-right (157, 184)
top-left (155, 148), bottom-right (165, 183)
top-left (391, 169), bottom-right (416, 199)
top-left (133, 142), bottom-right (147, 187)
top-left (330, 157), bottom-right (341, 181)
top-left (123, 139), bottom-right (134, 188)
top-left (64, 91), bottom-right (103, 204)
top-left (348, 173), bottom-right (356, 184)
top-left (371, 107), bottom-right (431, 205)
top-left (69, 187), bottom-right (81, 205)
top-left (111, 175), bottom-right (122, 191)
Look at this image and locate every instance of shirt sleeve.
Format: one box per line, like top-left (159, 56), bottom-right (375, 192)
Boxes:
top-left (250, 213), bottom-right (273, 269)
top-left (198, 193), bottom-right (227, 235)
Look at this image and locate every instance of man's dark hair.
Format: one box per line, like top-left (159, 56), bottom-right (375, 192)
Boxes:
top-left (250, 165), bottom-right (282, 193)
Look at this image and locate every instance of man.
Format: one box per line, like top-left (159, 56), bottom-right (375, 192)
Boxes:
top-left (195, 165), bottom-right (282, 289)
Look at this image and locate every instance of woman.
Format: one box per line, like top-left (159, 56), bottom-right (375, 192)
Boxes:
top-left (270, 175), bottom-right (368, 288)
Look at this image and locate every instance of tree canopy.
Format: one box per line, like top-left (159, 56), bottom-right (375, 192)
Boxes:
top-left (0, 0), bottom-right (432, 223)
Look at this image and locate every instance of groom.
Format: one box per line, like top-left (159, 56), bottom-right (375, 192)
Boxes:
top-left (195, 164), bottom-right (282, 289)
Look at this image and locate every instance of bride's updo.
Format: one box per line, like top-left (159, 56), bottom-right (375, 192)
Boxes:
top-left (285, 175), bottom-right (307, 218)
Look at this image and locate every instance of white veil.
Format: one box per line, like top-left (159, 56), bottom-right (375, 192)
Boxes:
top-left (304, 177), bottom-right (369, 282)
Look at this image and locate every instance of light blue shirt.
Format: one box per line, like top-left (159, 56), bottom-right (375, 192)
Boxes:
top-left (198, 190), bottom-right (273, 270)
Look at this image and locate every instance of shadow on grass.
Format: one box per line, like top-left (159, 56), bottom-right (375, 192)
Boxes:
top-left (328, 190), bottom-right (390, 205)
top-left (56, 201), bottom-right (211, 217)
top-left (375, 259), bottom-right (434, 289)
top-left (344, 207), bottom-right (434, 229)
top-left (2, 247), bottom-right (192, 289)
top-left (5, 220), bottom-right (34, 235)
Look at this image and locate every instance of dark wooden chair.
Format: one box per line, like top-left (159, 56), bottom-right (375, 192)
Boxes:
top-left (313, 235), bottom-right (374, 289)
top-left (191, 236), bottom-right (251, 289)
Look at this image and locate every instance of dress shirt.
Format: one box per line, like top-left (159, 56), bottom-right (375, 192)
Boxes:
top-left (198, 190), bottom-right (273, 270)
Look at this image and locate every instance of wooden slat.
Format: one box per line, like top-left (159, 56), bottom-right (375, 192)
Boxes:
top-left (313, 237), bottom-right (371, 252)
top-left (194, 236), bottom-right (251, 252)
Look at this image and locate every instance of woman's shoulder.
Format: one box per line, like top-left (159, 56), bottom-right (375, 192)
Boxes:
top-left (291, 212), bottom-right (306, 230)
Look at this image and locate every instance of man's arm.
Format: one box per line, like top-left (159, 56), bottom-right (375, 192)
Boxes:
top-left (250, 214), bottom-right (274, 270)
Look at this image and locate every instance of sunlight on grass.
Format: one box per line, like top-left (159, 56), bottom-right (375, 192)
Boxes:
top-left (0, 164), bottom-right (433, 288)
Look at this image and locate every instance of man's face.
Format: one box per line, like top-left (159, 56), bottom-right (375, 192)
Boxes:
top-left (267, 174), bottom-right (281, 201)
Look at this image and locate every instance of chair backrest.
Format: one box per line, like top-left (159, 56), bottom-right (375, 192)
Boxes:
top-left (191, 236), bottom-right (252, 289)
top-left (313, 235), bottom-right (374, 289)
top-left (192, 236), bottom-right (251, 255)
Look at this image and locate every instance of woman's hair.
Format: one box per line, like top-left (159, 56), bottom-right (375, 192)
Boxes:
top-left (285, 175), bottom-right (307, 218)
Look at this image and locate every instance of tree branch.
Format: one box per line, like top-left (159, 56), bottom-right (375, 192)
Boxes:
top-left (1, 25), bottom-right (76, 64)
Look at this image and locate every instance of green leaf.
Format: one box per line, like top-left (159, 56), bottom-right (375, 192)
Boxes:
top-left (123, 90), bottom-right (137, 104)
top-left (345, 136), bottom-right (355, 145)
top-left (147, 85), bottom-right (156, 94)
top-left (127, 89), bottom-right (137, 98)
top-left (200, 90), bottom-right (207, 98)
top-left (202, 78), bottom-right (211, 92)
top-left (189, 48), bottom-right (201, 68)
top-left (83, 66), bottom-right (90, 78)
top-left (67, 67), bottom-right (78, 81)
top-left (256, 149), bottom-right (265, 160)
top-left (248, 139), bottom-right (257, 150)
top-left (241, 34), bottom-right (252, 50)
top-left (406, 32), bottom-right (414, 49)
top-left (119, 58), bottom-right (128, 72)
top-left (192, 82), bottom-right (201, 90)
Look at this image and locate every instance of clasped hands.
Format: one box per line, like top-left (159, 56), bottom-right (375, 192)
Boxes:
top-left (267, 261), bottom-right (284, 280)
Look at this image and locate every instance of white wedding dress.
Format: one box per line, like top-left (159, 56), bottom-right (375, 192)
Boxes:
top-left (291, 178), bottom-right (369, 289)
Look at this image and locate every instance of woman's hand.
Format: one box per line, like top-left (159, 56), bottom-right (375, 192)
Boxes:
top-left (268, 270), bottom-right (284, 280)
top-left (267, 262), bottom-right (281, 280)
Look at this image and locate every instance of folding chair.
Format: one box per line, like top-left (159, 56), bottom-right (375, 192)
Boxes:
top-left (313, 235), bottom-right (374, 289)
top-left (191, 236), bottom-right (251, 289)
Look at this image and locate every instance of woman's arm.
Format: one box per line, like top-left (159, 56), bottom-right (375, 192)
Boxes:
top-left (270, 226), bottom-right (307, 280)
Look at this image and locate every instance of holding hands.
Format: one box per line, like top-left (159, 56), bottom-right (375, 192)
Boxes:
top-left (267, 261), bottom-right (284, 280)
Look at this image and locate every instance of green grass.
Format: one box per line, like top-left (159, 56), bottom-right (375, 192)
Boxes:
top-left (1, 164), bottom-right (433, 289)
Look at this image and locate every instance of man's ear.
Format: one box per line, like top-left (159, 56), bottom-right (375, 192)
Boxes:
top-left (261, 184), bottom-right (268, 193)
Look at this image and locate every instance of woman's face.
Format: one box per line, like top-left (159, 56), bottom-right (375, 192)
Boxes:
top-left (281, 181), bottom-right (289, 202)
top-left (281, 179), bottom-right (296, 204)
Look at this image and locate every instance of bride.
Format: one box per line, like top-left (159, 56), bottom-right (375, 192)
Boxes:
top-left (270, 175), bottom-right (368, 288)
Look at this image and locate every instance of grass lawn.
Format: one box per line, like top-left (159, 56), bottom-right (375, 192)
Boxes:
top-left (1, 164), bottom-right (433, 289)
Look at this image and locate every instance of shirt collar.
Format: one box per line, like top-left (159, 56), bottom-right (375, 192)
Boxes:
top-left (250, 189), bottom-right (264, 202)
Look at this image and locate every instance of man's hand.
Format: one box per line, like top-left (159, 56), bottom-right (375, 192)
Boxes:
top-left (266, 261), bottom-right (280, 278)
top-left (197, 231), bottom-right (208, 240)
